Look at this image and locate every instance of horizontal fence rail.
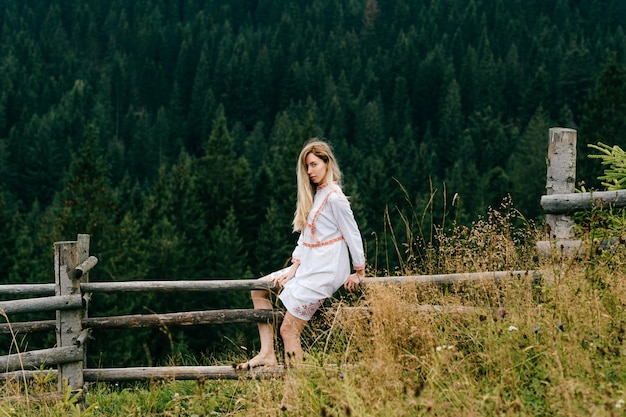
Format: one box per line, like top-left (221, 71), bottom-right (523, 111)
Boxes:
top-left (0, 270), bottom-right (536, 297)
top-left (81, 279), bottom-right (276, 293)
top-left (0, 346), bottom-right (83, 373)
top-left (81, 308), bottom-right (282, 329)
top-left (0, 284), bottom-right (55, 296)
top-left (0, 270), bottom-right (535, 336)
top-left (0, 294), bottom-right (83, 315)
top-left (541, 189), bottom-right (626, 214)
top-left (84, 366), bottom-right (284, 382)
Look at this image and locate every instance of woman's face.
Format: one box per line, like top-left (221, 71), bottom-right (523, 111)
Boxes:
top-left (305, 152), bottom-right (328, 185)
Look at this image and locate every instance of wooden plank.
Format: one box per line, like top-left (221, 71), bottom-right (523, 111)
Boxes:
top-left (541, 189), bottom-right (626, 214)
top-left (0, 294), bottom-right (83, 315)
top-left (0, 346), bottom-right (83, 373)
top-left (83, 365), bottom-right (284, 382)
top-left (82, 308), bottom-right (281, 330)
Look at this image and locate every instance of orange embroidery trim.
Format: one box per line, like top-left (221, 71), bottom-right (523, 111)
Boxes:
top-left (307, 190), bottom-right (336, 243)
top-left (303, 236), bottom-right (344, 248)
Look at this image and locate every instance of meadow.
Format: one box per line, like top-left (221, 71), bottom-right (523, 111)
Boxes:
top-left (2, 200), bottom-right (626, 417)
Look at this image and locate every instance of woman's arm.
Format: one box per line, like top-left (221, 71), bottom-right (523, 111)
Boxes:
top-left (329, 192), bottom-right (366, 276)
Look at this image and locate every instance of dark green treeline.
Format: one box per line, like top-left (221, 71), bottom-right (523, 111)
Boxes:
top-left (1, 0), bottom-right (626, 366)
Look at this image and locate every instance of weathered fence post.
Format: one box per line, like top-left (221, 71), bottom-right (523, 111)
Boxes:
top-left (55, 235), bottom-right (89, 392)
top-left (537, 127), bottom-right (584, 256)
top-left (76, 234), bottom-right (91, 366)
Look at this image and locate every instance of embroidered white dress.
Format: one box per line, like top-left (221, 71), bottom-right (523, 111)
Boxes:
top-left (277, 183), bottom-right (365, 320)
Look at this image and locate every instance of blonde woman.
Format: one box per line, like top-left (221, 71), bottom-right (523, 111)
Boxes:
top-left (237, 139), bottom-right (365, 369)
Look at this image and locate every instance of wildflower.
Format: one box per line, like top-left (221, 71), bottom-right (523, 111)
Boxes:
top-left (616, 399), bottom-right (625, 409)
top-left (497, 309), bottom-right (507, 320)
top-left (507, 325), bottom-right (518, 331)
top-left (436, 345), bottom-right (455, 351)
top-left (557, 322), bottom-right (564, 332)
top-left (533, 326), bottom-right (540, 334)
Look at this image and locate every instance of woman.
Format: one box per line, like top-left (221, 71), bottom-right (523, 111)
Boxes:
top-left (237, 139), bottom-right (366, 369)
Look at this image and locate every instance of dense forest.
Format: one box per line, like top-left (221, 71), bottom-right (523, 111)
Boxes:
top-left (1, 0), bottom-right (626, 366)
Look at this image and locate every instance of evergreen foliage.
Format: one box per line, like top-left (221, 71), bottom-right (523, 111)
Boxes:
top-left (1, 0), bottom-right (625, 365)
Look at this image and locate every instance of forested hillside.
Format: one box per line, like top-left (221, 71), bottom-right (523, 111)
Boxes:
top-left (1, 0), bottom-right (625, 366)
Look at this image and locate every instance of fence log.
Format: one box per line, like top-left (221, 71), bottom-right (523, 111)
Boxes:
top-left (78, 270), bottom-right (533, 294)
top-left (75, 256), bottom-right (98, 279)
top-left (0, 369), bottom-right (57, 382)
top-left (545, 127), bottom-right (577, 240)
top-left (83, 308), bottom-right (281, 330)
top-left (0, 284), bottom-right (55, 296)
top-left (0, 346), bottom-right (83, 373)
top-left (537, 127), bottom-right (584, 257)
top-left (365, 270), bottom-right (535, 285)
top-left (0, 294), bottom-right (83, 316)
top-left (541, 189), bottom-right (626, 214)
top-left (0, 320), bottom-right (55, 334)
top-left (83, 365), bottom-right (284, 382)
top-left (81, 279), bottom-right (276, 293)
top-left (55, 238), bottom-right (85, 391)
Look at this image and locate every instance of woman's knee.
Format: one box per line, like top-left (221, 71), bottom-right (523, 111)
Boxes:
top-left (251, 289), bottom-right (268, 299)
top-left (280, 316), bottom-right (304, 341)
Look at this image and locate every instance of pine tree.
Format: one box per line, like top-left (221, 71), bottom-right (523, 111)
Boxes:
top-left (254, 198), bottom-right (296, 276)
top-left (52, 124), bottom-right (117, 258)
top-left (0, 196), bottom-right (13, 284)
top-left (509, 106), bottom-right (551, 218)
top-left (195, 105), bottom-right (254, 275)
top-left (437, 79), bottom-right (464, 176)
top-left (579, 56), bottom-right (626, 187)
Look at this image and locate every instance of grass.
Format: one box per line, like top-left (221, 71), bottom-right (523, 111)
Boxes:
top-left (2, 199), bottom-right (626, 416)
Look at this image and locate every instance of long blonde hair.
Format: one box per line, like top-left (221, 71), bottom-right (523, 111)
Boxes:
top-left (292, 139), bottom-right (343, 232)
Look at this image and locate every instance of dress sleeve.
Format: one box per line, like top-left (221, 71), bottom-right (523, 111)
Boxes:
top-left (329, 192), bottom-right (366, 270)
top-left (291, 232), bottom-right (303, 264)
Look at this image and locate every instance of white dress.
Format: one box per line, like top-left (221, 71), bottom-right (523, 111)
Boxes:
top-left (277, 183), bottom-right (365, 320)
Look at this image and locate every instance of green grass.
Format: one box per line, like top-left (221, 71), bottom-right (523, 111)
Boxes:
top-left (3, 201), bottom-right (626, 416)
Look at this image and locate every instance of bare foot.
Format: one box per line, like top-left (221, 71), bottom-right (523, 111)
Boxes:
top-left (235, 354), bottom-right (277, 371)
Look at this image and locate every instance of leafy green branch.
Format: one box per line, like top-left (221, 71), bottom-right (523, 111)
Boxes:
top-left (588, 142), bottom-right (626, 190)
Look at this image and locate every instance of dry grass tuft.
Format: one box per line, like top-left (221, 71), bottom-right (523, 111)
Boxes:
top-left (4, 199), bottom-right (626, 416)
top-left (243, 200), bottom-right (626, 416)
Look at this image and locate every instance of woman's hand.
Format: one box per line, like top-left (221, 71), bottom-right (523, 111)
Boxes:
top-left (271, 264), bottom-right (298, 288)
top-left (344, 271), bottom-right (364, 292)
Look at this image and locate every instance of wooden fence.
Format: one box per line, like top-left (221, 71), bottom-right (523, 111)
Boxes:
top-left (1, 127), bottom-right (624, 393)
top-left (536, 127), bottom-right (626, 256)
top-left (0, 239), bottom-right (532, 391)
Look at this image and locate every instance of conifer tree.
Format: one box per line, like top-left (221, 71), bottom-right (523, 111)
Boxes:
top-left (0, 196), bottom-right (13, 284)
top-left (52, 123), bottom-right (116, 260)
top-left (195, 105), bottom-right (254, 273)
top-left (579, 57), bottom-right (626, 187)
top-left (509, 106), bottom-right (550, 218)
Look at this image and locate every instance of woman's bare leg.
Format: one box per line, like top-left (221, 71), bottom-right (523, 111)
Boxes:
top-left (237, 281), bottom-right (278, 370)
top-left (280, 312), bottom-right (307, 367)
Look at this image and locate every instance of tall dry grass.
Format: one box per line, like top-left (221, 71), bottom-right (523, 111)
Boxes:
top-left (243, 199), bottom-right (626, 416)
top-left (3, 196), bottom-right (626, 416)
